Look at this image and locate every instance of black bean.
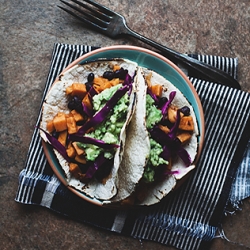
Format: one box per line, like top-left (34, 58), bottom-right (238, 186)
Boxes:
top-left (180, 106), bottom-right (190, 116)
top-left (158, 97), bottom-right (168, 108)
top-left (68, 96), bottom-right (82, 111)
top-left (87, 73), bottom-right (94, 82)
top-left (103, 71), bottom-right (114, 80)
top-left (85, 82), bottom-right (92, 91)
top-left (119, 68), bottom-right (128, 80)
top-left (68, 100), bottom-right (75, 110)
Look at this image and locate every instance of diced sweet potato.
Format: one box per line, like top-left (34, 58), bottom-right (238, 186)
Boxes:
top-left (72, 142), bottom-right (85, 156)
top-left (69, 163), bottom-right (81, 177)
top-left (113, 64), bottom-right (121, 71)
top-left (82, 94), bottom-right (92, 110)
top-left (66, 86), bottom-right (73, 95)
top-left (70, 83), bottom-right (87, 99)
top-left (167, 106), bottom-right (184, 123)
top-left (53, 113), bottom-right (67, 132)
top-left (145, 72), bottom-right (152, 88)
top-left (150, 84), bottom-right (163, 97)
top-left (158, 124), bottom-right (170, 134)
top-left (58, 130), bottom-right (67, 147)
top-left (66, 116), bottom-right (78, 134)
top-left (167, 106), bottom-right (178, 123)
top-left (66, 143), bottom-right (76, 158)
top-left (109, 78), bottom-right (120, 86)
top-left (75, 155), bottom-right (87, 164)
top-left (179, 116), bottom-right (194, 131)
top-left (70, 109), bottom-right (84, 122)
top-left (93, 77), bottom-right (108, 92)
top-left (46, 120), bottom-right (55, 133)
top-left (177, 132), bottom-right (192, 144)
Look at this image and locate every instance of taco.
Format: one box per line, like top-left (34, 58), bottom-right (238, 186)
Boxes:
top-left (122, 67), bottom-right (199, 206)
top-left (40, 59), bottom-right (140, 201)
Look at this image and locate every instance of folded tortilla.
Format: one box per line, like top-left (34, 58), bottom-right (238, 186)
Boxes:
top-left (129, 67), bottom-right (199, 206)
top-left (40, 59), bottom-right (138, 201)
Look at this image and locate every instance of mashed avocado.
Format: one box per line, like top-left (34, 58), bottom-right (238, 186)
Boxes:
top-left (146, 94), bottom-right (162, 129)
top-left (143, 139), bottom-right (168, 183)
top-left (78, 84), bottom-right (129, 161)
top-left (143, 95), bottom-right (168, 183)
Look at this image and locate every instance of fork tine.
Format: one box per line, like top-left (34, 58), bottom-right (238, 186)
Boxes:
top-left (70, 0), bottom-right (111, 21)
top-left (59, 0), bottom-right (108, 29)
top-left (58, 5), bottom-right (105, 30)
top-left (77, 0), bottom-right (115, 16)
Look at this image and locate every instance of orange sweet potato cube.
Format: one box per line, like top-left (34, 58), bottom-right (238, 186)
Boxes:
top-left (71, 83), bottom-right (87, 99)
top-left (69, 163), bottom-right (81, 177)
top-left (72, 142), bottom-right (85, 156)
top-left (158, 124), bottom-right (170, 134)
top-left (93, 77), bottom-right (109, 92)
top-left (177, 132), bottom-right (192, 144)
top-left (66, 116), bottom-right (78, 134)
top-left (145, 72), bottom-right (152, 88)
top-left (179, 116), bottom-right (194, 131)
top-left (75, 155), bottom-right (87, 164)
top-left (113, 64), bottom-right (121, 71)
top-left (167, 106), bottom-right (178, 123)
top-left (66, 143), bottom-right (76, 158)
top-left (66, 86), bottom-right (73, 95)
top-left (53, 113), bottom-right (67, 132)
top-left (70, 110), bottom-right (84, 122)
top-left (58, 130), bottom-right (68, 147)
top-left (150, 84), bottom-right (163, 97)
top-left (46, 120), bottom-right (55, 133)
top-left (82, 94), bottom-right (92, 110)
top-left (109, 78), bottom-right (120, 86)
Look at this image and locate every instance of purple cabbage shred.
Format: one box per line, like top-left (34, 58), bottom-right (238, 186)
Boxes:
top-left (38, 127), bottom-right (71, 162)
top-left (161, 91), bottom-right (176, 117)
top-left (76, 85), bottom-right (129, 136)
top-left (85, 153), bottom-right (107, 179)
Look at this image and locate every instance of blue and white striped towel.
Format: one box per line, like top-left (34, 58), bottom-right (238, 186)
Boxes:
top-left (15, 43), bottom-right (250, 250)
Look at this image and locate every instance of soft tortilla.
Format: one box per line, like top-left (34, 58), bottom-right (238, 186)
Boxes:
top-left (130, 67), bottom-right (199, 206)
top-left (40, 59), bottom-right (138, 201)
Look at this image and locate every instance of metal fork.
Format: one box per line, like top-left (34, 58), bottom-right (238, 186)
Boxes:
top-left (59, 0), bottom-right (240, 89)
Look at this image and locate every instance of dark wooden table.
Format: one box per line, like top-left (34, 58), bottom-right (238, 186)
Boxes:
top-left (1, 0), bottom-right (250, 249)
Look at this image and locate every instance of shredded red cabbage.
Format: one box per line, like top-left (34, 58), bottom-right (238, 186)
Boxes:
top-left (38, 127), bottom-right (71, 162)
top-left (68, 134), bottom-right (119, 149)
top-left (160, 145), bottom-right (171, 161)
top-left (161, 91), bottom-right (176, 117)
top-left (176, 147), bottom-right (192, 167)
top-left (76, 85), bottom-right (129, 136)
top-left (82, 103), bottom-right (94, 117)
top-left (168, 109), bottom-right (181, 139)
top-left (85, 153), bottom-right (107, 179)
top-left (150, 122), bottom-right (191, 167)
top-left (163, 170), bottom-right (180, 176)
top-left (88, 86), bottom-right (98, 97)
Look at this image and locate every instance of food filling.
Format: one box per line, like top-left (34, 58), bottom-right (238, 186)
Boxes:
top-left (44, 65), bottom-right (133, 183)
top-left (143, 74), bottom-right (194, 183)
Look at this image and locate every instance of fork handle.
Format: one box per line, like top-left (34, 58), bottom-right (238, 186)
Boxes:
top-left (124, 28), bottom-right (240, 89)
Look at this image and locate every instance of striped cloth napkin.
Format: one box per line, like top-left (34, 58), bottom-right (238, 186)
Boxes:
top-left (15, 43), bottom-right (250, 250)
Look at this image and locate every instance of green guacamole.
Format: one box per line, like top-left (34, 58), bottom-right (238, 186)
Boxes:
top-left (77, 84), bottom-right (129, 162)
top-left (146, 94), bottom-right (162, 129)
top-left (143, 95), bottom-right (168, 183)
